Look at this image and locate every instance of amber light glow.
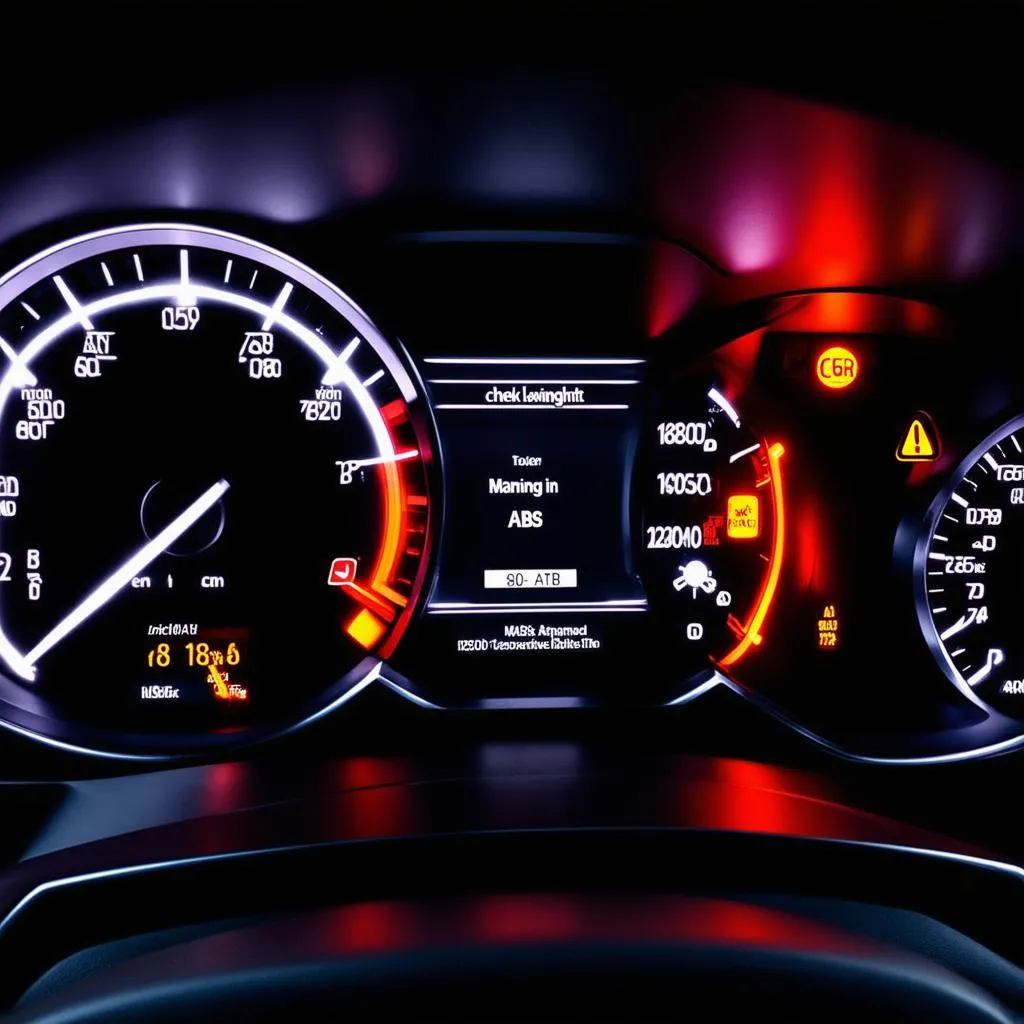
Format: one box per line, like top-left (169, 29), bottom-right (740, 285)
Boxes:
top-left (345, 607), bottom-right (388, 649)
top-left (719, 442), bottom-right (785, 667)
top-left (896, 412), bottom-right (940, 463)
top-left (341, 396), bottom-right (431, 652)
top-left (726, 494), bottom-right (760, 539)
top-left (815, 345), bottom-right (859, 390)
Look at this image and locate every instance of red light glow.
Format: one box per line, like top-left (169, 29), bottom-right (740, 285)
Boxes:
top-left (325, 901), bottom-right (420, 954)
top-left (653, 87), bottom-right (1012, 298)
top-left (645, 241), bottom-right (703, 337)
top-left (719, 442), bottom-right (784, 667)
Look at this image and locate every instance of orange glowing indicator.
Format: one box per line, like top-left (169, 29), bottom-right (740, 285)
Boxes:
top-left (327, 387), bottom-right (431, 661)
top-left (815, 346), bottom-right (858, 389)
top-left (346, 607), bottom-right (388, 650)
top-left (719, 442), bottom-right (785, 668)
top-left (896, 413), bottom-right (940, 462)
top-left (817, 604), bottom-right (840, 650)
top-left (208, 662), bottom-right (248, 701)
top-left (726, 494), bottom-right (760, 539)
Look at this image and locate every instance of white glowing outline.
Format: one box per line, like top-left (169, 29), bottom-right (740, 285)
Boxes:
top-left (0, 823), bottom-right (1018, 943)
top-left (53, 275), bottom-right (94, 330)
top-left (708, 387), bottom-right (740, 427)
top-left (0, 281), bottom-right (397, 683)
top-left (666, 675), bottom-right (723, 706)
top-left (0, 336), bottom-right (36, 387)
top-left (378, 669), bottom-right (444, 710)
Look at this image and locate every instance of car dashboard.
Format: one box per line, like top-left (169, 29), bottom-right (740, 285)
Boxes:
top-left (0, 6), bottom-right (1020, 1022)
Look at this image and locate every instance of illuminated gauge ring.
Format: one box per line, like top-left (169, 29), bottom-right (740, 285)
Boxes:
top-left (0, 224), bottom-right (436, 757)
top-left (914, 414), bottom-right (1024, 721)
top-left (634, 384), bottom-right (785, 696)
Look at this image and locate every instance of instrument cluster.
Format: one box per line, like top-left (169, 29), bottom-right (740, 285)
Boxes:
top-left (0, 220), bottom-right (1016, 764)
top-left (0, 65), bottom-right (1016, 765)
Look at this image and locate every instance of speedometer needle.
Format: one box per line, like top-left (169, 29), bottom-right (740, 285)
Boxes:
top-left (20, 479), bottom-right (230, 678)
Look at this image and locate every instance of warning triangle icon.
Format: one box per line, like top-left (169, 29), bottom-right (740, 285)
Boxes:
top-left (896, 414), bottom-right (940, 462)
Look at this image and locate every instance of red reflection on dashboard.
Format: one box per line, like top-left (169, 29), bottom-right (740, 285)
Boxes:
top-left (902, 187), bottom-right (942, 267)
top-left (278, 896), bottom-right (869, 960)
top-left (336, 757), bottom-right (412, 791)
top-left (193, 762), bottom-right (259, 856)
top-left (772, 292), bottom-right (942, 336)
top-left (329, 760), bottom-right (418, 840)
top-left (667, 757), bottom-right (862, 840)
top-left (703, 759), bottom-right (826, 835)
top-left (654, 87), bottom-right (1012, 294)
top-left (201, 761), bottom-right (251, 816)
top-left (688, 898), bottom-right (823, 946)
top-left (793, 491), bottom-right (830, 593)
top-left (341, 784), bottom-right (415, 840)
top-left (904, 299), bottom-right (940, 335)
top-left (645, 242), bottom-right (702, 337)
top-left (714, 327), bottom-right (764, 405)
top-left (324, 901), bottom-right (420, 954)
top-left (797, 115), bottom-right (877, 286)
top-left (472, 895), bottom-right (582, 943)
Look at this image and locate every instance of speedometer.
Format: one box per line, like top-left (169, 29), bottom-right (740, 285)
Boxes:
top-left (0, 224), bottom-right (435, 753)
top-left (916, 415), bottom-right (1023, 720)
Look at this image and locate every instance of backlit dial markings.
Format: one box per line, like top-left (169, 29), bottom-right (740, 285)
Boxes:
top-left (917, 416), bottom-right (1024, 719)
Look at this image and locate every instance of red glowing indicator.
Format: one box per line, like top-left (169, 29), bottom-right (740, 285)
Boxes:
top-left (327, 557), bottom-right (358, 586)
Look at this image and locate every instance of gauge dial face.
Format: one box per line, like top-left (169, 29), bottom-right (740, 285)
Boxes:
top-left (917, 415), bottom-right (1023, 719)
top-left (635, 384), bottom-right (784, 683)
top-left (0, 225), bottom-right (434, 746)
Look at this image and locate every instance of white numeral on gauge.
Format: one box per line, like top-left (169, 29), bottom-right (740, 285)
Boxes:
top-left (161, 306), bottom-right (200, 331)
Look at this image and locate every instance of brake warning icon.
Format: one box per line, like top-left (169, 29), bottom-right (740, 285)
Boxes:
top-left (896, 413), bottom-right (940, 462)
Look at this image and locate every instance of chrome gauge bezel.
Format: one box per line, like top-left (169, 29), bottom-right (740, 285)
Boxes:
top-left (0, 223), bottom-right (438, 759)
top-left (913, 413), bottom-right (1024, 717)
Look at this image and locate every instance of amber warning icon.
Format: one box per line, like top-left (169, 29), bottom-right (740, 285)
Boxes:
top-left (896, 413), bottom-right (940, 462)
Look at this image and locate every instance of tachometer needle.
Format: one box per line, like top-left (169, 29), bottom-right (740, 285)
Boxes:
top-left (20, 479), bottom-right (230, 677)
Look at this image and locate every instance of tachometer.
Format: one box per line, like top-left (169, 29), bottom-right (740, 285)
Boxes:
top-left (634, 382), bottom-right (784, 686)
top-left (916, 415), bottom-right (1023, 719)
top-left (0, 224), bottom-right (435, 752)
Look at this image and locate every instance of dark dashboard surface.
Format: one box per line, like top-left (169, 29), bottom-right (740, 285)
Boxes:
top-left (0, 3), bottom-right (1020, 1020)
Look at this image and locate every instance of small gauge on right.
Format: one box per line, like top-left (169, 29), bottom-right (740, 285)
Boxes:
top-left (915, 414), bottom-right (1024, 719)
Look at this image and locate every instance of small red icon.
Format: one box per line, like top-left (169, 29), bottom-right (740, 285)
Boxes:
top-left (327, 557), bottom-right (358, 586)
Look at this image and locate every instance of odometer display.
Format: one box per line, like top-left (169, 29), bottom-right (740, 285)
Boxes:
top-left (0, 225), bottom-right (434, 750)
top-left (635, 382), bottom-right (784, 685)
top-left (917, 415), bottom-right (1024, 719)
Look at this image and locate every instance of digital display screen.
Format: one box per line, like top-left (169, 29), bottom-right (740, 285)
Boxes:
top-left (395, 357), bottom-right (648, 706)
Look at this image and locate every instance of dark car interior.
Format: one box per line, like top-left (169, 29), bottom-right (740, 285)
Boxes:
top-left (0, 2), bottom-right (1020, 1020)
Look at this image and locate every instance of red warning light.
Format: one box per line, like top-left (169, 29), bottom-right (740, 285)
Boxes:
top-left (327, 557), bottom-right (358, 586)
top-left (701, 514), bottom-right (723, 547)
